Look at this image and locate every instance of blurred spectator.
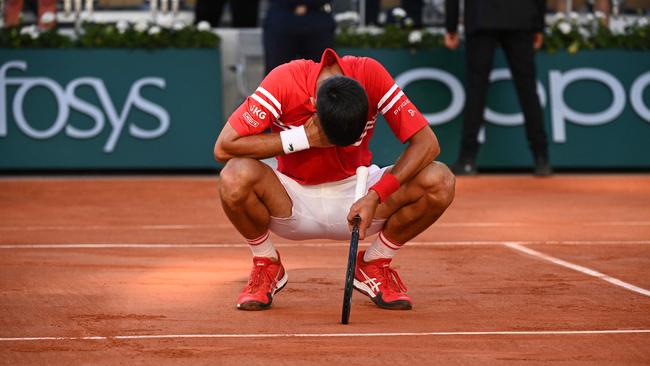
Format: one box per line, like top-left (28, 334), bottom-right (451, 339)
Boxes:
top-left (445, 0), bottom-right (552, 176)
top-left (194, 0), bottom-right (260, 28)
top-left (4, 0), bottom-right (56, 29)
top-left (263, 0), bottom-right (335, 74)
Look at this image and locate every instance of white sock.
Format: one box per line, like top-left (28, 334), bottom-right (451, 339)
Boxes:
top-left (245, 231), bottom-right (278, 260)
top-left (363, 231), bottom-right (403, 262)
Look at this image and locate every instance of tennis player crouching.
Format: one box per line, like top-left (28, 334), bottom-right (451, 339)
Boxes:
top-left (214, 49), bottom-right (455, 311)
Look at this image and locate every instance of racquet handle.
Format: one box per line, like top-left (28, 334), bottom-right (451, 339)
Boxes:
top-left (354, 166), bottom-right (369, 201)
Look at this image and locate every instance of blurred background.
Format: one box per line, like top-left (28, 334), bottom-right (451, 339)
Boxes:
top-left (1, 0), bottom-right (649, 172)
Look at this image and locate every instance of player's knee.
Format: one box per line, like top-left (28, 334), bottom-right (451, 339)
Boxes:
top-left (422, 162), bottom-right (455, 208)
top-left (219, 158), bottom-right (261, 205)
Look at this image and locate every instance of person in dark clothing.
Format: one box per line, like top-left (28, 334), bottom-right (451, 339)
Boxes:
top-left (445, 0), bottom-right (552, 176)
top-left (263, 0), bottom-right (336, 74)
top-left (195, 0), bottom-right (260, 28)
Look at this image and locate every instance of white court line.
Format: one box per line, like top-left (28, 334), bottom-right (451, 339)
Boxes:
top-left (1, 329), bottom-right (649, 342)
top-left (505, 243), bottom-right (650, 298)
top-left (1, 221), bottom-right (650, 232)
top-left (2, 240), bottom-right (650, 249)
top-left (0, 224), bottom-right (229, 231)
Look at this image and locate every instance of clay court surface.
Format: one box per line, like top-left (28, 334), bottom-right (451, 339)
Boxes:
top-left (1, 174), bottom-right (649, 365)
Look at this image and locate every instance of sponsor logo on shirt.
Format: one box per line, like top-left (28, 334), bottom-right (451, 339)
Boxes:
top-left (393, 99), bottom-right (411, 116)
top-left (243, 112), bottom-right (260, 127)
top-left (249, 104), bottom-right (267, 120)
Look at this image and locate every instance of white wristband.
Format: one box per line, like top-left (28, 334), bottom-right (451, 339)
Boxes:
top-left (280, 125), bottom-right (310, 154)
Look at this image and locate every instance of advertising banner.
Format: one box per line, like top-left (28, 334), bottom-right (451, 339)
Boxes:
top-left (0, 49), bottom-right (222, 170)
top-left (338, 48), bottom-right (650, 169)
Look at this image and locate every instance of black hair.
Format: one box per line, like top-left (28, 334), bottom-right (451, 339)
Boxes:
top-left (316, 76), bottom-right (369, 146)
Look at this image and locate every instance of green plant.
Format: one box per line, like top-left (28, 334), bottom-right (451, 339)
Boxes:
top-left (0, 20), bottom-right (220, 48)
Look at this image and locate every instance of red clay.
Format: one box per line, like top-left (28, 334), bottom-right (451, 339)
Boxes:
top-left (1, 175), bottom-right (649, 365)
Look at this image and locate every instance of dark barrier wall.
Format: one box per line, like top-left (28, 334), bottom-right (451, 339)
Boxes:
top-left (0, 49), bottom-right (222, 170)
top-left (1, 48), bottom-right (649, 170)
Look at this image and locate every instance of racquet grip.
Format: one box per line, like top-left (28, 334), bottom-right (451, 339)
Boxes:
top-left (354, 166), bottom-right (369, 201)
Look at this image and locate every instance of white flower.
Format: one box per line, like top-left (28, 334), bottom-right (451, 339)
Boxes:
top-left (594, 11), bottom-right (606, 19)
top-left (570, 11), bottom-right (579, 21)
top-left (134, 21), bottom-right (148, 32)
top-left (404, 17), bottom-right (414, 27)
top-left (172, 21), bottom-right (185, 31)
top-left (20, 25), bottom-right (36, 35)
top-left (355, 26), bottom-right (383, 36)
top-left (21, 26), bottom-right (39, 39)
top-left (197, 21), bottom-right (211, 32)
top-left (558, 21), bottom-right (572, 34)
top-left (408, 30), bottom-right (422, 44)
top-left (578, 27), bottom-right (590, 38)
top-left (116, 20), bottom-right (129, 34)
top-left (392, 7), bottom-right (407, 19)
top-left (334, 11), bottom-right (359, 24)
top-left (148, 25), bottom-right (161, 35)
top-left (157, 14), bottom-right (174, 29)
top-left (586, 13), bottom-right (594, 22)
top-left (378, 12), bottom-right (387, 24)
top-left (639, 17), bottom-right (649, 27)
top-left (79, 11), bottom-right (92, 22)
top-left (551, 12), bottom-right (565, 23)
top-left (40, 11), bottom-right (56, 24)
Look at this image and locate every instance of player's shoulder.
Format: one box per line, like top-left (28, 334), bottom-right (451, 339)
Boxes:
top-left (268, 59), bottom-right (312, 83)
top-left (343, 56), bottom-right (389, 79)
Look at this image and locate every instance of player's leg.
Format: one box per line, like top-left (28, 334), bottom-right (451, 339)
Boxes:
top-left (376, 161), bottom-right (455, 243)
top-left (353, 162), bottom-right (455, 310)
top-left (219, 157), bottom-right (293, 310)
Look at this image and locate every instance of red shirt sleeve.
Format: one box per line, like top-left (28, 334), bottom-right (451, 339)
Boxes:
top-left (363, 58), bottom-right (428, 143)
top-left (227, 64), bottom-right (288, 136)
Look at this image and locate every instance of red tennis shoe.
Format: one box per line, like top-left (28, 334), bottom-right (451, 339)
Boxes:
top-left (353, 250), bottom-right (412, 310)
top-left (236, 254), bottom-right (287, 311)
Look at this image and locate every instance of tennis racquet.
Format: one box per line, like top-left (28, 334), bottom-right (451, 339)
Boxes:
top-left (341, 166), bottom-right (369, 324)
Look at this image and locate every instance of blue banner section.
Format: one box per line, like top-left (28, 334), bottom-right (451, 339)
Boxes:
top-left (0, 49), bottom-right (222, 169)
top-left (338, 48), bottom-right (650, 169)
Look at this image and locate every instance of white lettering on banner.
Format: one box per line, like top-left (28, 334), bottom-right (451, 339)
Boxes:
top-left (630, 72), bottom-right (650, 122)
top-left (549, 68), bottom-right (626, 143)
top-left (0, 60), bottom-right (170, 153)
top-left (394, 66), bottom-right (649, 144)
top-left (395, 68), bottom-right (465, 126)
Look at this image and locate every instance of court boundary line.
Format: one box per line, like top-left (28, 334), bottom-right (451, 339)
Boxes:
top-left (505, 243), bottom-right (650, 298)
top-left (2, 240), bottom-right (650, 249)
top-left (2, 221), bottom-right (650, 232)
top-left (1, 329), bottom-right (649, 342)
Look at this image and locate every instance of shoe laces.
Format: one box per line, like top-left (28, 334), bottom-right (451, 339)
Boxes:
top-left (244, 263), bottom-right (273, 293)
top-left (382, 265), bottom-right (408, 293)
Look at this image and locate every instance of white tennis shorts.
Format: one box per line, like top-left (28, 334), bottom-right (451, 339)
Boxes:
top-left (269, 164), bottom-right (390, 241)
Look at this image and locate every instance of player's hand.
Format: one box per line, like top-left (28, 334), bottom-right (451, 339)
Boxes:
top-left (533, 32), bottom-right (543, 50)
top-left (304, 114), bottom-right (333, 148)
top-left (347, 190), bottom-right (380, 240)
top-left (444, 32), bottom-right (460, 50)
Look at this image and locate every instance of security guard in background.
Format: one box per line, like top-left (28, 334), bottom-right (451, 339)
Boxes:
top-left (445, 0), bottom-right (552, 176)
top-left (263, 0), bottom-right (335, 74)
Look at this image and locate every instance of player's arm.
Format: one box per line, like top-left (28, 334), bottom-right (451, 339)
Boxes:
top-left (386, 125), bottom-right (439, 186)
top-left (348, 58), bottom-right (440, 238)
top-left (214, 112), bottom-right (330, 162)
top-left (213, 64), bottom-right (331, 162)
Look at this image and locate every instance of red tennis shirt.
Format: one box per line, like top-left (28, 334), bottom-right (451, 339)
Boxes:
top-left (227, 48), bottom-right (429, 185)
